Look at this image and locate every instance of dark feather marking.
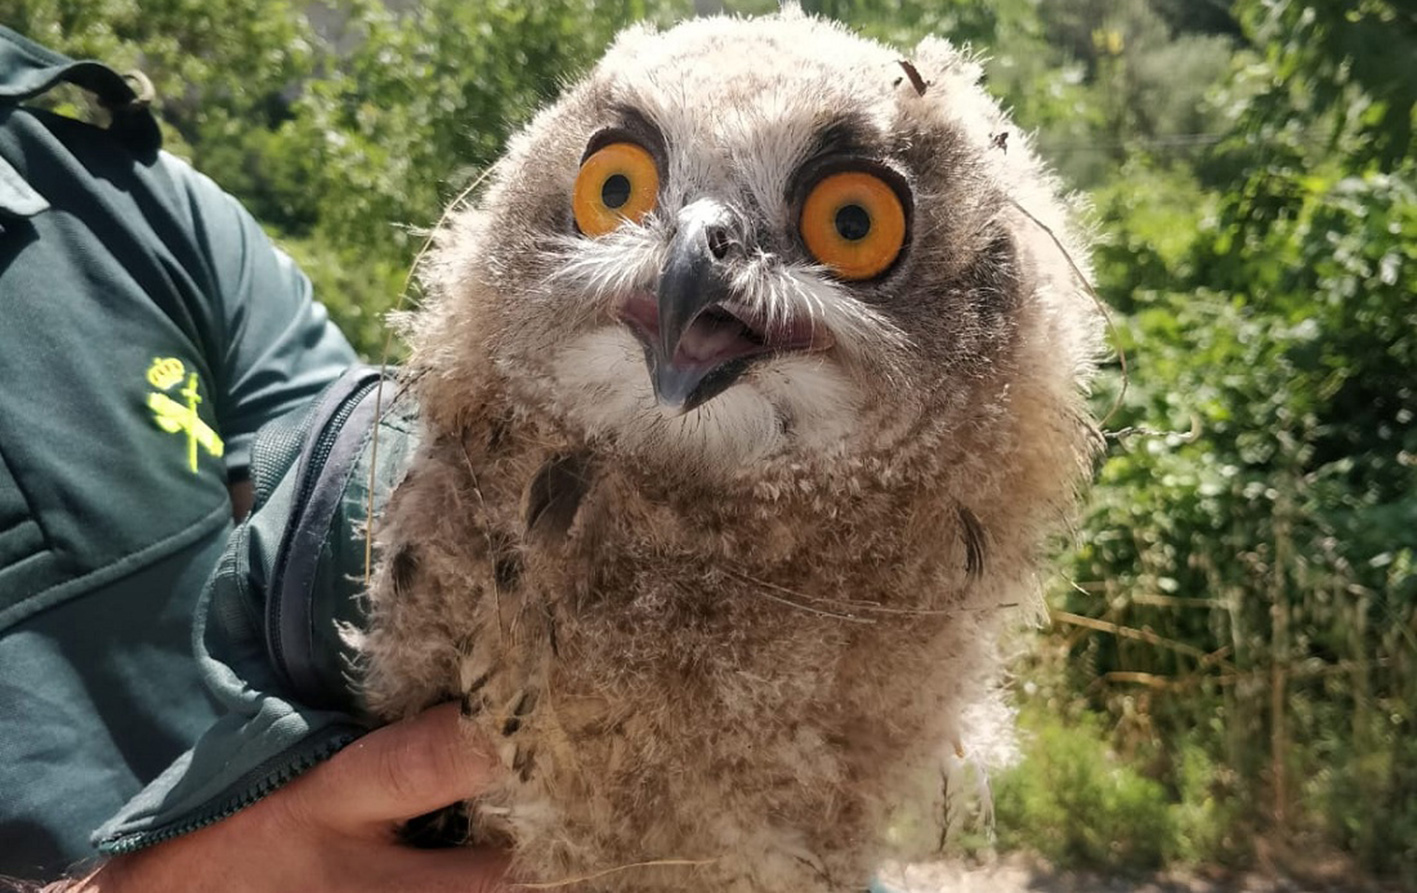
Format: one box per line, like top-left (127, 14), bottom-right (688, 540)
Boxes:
top-left (956, 505), bottom-right (988, 580)
top-left (775, 404), bottom-right (794, 437)
top-left (460, 692), bottom-right (481, 717)
top-left (898, 59), bottom-right (928, 97)
top-left (969, 231), bottom-right (1022, 315)
top-left (525, 452), bottom-right (594, 543)
top-left (460, 669), bottom-right (491, 717)
top-left (502, 690), bottom-right (537, 736)
top-left (809, 119), bottom-right (875, 160)
top-left (513, 743), bottom-right (537, 782)
top-left (487, 414), bottom-right (511, 451)
top-left (390, 545), bottom-right (419, 595)
top-left (493, 551), bottom-right (522, 590)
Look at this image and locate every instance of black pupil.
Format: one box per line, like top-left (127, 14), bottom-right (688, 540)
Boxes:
top-left (602, 174), bottom-right (632, 209)
top-left (835, 204), bottom-right (871, 241)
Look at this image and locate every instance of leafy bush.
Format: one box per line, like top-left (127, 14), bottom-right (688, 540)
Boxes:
top-left (993, 707), bottom-right (1175, 871)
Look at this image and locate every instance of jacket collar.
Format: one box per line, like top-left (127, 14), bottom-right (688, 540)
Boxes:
top-left (0, 26), bottom-right (162, 217)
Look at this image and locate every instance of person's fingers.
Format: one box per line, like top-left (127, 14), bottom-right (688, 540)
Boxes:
top-left (292, 703), bottom-right (502, 831)
top-left (396, 849), bottom-right (512, 893)
top-left (55, 707), bottom-right (510, 893)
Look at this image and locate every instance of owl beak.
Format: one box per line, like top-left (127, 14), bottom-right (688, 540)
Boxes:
top-left (625, 201), bottom-right (822, 413)
top-left (648, 201), bottom-right (744, 412)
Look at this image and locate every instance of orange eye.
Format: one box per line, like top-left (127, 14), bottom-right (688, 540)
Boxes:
top-left (573, 142), bottom-right (660, 237)
top-left (799, 171), bottom-right (907, 280)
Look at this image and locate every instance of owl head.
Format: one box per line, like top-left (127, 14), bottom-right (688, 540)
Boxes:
top-left (411, 7), bottom-right (1100, 486)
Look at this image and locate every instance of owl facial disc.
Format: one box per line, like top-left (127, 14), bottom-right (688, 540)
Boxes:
top-left (620, 200), bottom-right (832, 413)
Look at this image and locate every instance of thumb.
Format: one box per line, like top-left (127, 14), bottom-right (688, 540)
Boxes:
top-left (294, 702), bottom-right (502, 831)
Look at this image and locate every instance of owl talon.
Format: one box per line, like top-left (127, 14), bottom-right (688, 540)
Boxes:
top-left (512, 742), bottom-right (537, 781)
top-left (512, 689), bottom-right (537, 716)
top-left (498, 689), bottom-right (537, 735)
top-left (460, 692), bottom-right (482, 717)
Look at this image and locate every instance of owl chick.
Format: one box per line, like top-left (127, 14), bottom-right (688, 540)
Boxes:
top-left (359, 7), bottom-right (1101, 892)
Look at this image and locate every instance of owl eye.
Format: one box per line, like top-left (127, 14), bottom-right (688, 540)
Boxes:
top-left (573, 142), bottom-right (660, 237)
top-left (799, 171), bottom-right (907, 280)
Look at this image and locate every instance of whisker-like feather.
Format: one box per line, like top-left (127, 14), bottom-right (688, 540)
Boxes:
top-left (726, 568), bottom-right (962, 617)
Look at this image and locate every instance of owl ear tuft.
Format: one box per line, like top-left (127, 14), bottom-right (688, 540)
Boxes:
top-left (604, 21), bottom-right (661, 59)
top-left (911, 35), bottom-right (985, 86)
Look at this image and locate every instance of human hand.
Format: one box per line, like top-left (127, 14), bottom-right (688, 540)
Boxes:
top-left (69, 704), bottom-right (507, 893)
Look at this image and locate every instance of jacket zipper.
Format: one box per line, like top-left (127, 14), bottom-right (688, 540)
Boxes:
top-left (265, 375), bottom-right (380, 690)
top-left (99, 727), bottom-right (360, 854)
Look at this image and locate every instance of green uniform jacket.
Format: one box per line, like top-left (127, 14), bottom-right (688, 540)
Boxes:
top-left (0, 28), bottom-right (356, 877)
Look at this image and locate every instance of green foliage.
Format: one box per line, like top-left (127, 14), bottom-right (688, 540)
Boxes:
top-left (0, 0), bottom-right (317, 173)
top-left (279, 233), bottom-right (410, 360)
top-left (1049, 0), bottom-right (1417, 881)
top-left (1234, 0), bottom-right (1416, 172)
top-left (13, 0), bottom-right (1415, 879)
top-left (987, 700), bottom-right (1245, 870)
top-left (993, 707), bottom-right (1175, 871)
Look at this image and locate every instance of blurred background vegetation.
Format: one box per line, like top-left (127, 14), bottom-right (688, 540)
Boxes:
top-left (8, 0), bottom-right (1413, 885)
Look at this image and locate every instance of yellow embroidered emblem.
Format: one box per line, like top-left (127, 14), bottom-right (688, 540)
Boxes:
top-left (145, 357), bottom-right (224, 472)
